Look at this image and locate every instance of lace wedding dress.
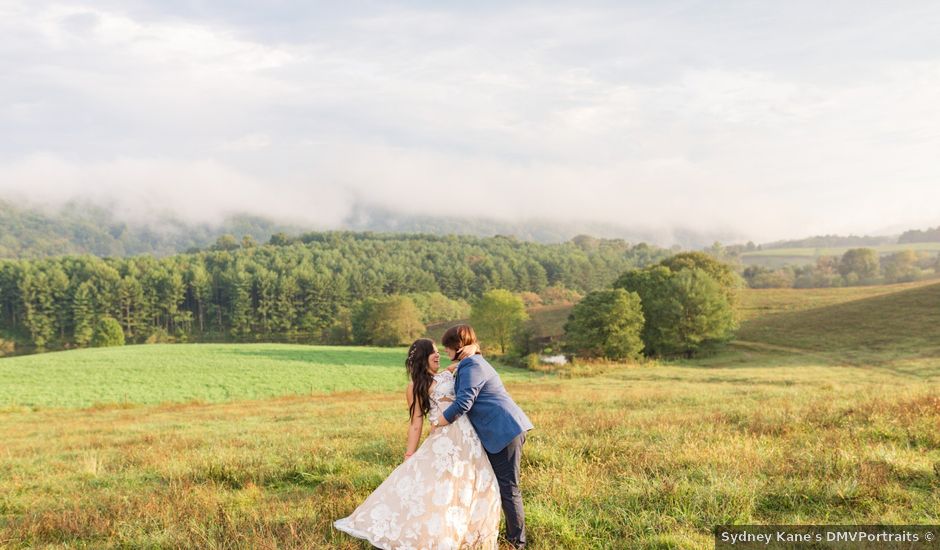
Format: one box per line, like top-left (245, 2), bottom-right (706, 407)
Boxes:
top-left (334, 370), bottom-right (501, 549)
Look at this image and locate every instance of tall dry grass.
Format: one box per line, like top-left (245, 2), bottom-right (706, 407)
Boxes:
top-left (2, 358), bottom-right (938, 549)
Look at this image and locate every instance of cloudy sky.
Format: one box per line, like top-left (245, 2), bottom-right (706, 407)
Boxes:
top-left (1, 1), bottom-right (939, 242)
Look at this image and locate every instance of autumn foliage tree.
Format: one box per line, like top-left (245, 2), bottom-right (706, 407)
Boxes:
top-left (352, 295), bottom-right (425, 346)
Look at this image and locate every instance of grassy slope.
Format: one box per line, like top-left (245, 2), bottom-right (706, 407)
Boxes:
top-left (523, 278), bottom-right (940, 349)
top-left (733, 279), bottom-right (940, 321)
top-left (734, 280), bottom-right (940, 372)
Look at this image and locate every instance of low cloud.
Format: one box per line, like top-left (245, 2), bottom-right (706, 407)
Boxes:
top-left (2, 2), bottom-right (939, 242)
top-left (0, 154), bottom-right (350, 227)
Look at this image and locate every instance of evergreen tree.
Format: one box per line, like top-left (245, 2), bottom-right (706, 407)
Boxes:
top-left (72, 281), bottom-right (95, 347)
top-left (117, 274), bottom-right (144, 340)
top-left (664, 268), bottom-right (736, 357)
top-left (274, 274), bottom-right (299, 333)
top-left (229, 270), bottom-right (253, 338)
top-left (186, 262), bottom-right (212, 333)
top-left (254, 268), bottom-right (277, 334)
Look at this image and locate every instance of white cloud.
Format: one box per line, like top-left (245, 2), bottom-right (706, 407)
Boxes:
top-left (0, 153), bottom-right (350, 227)
top-left (217, 133), bottom-right (272, 153)
top-left (1, 1), bottom-right (939, 243)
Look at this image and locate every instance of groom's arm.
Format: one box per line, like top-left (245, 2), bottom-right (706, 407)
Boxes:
top-left (441, 362), bottom-right (487, 424)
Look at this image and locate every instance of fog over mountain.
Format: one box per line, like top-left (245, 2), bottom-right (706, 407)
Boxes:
top-left (2, 1), bottom-right (940, 243)
top-left (0, 198), bottom-right (740, 259)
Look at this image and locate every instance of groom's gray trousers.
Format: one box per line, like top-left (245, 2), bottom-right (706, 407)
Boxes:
top-left (486, 432), bottom-right (526, 548)
top-left (443, 354), bottom-right (533, 548)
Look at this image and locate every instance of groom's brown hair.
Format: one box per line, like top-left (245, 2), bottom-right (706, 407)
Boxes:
top-left (442, 324), bottom-right (479, 350)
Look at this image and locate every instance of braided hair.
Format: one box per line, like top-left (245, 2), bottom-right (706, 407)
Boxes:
top-left (406, 338), bottom-right (436, 420)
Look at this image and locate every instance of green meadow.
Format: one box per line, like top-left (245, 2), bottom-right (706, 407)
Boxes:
top-left (739, 242), bottom-right (940, 268)
top-left (0, 344), bottom-right (538, 409)
top-left (1, 282), bottom-right (939, 548)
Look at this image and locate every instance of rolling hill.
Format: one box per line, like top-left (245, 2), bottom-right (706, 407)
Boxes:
top-left (734, 280), bottom-right (940, 366)
top-left (520, 279), bottom-right (940, 369)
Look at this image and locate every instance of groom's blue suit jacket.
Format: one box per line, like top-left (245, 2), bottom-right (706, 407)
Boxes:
top-left (442, 354), bottom-right (533, 454)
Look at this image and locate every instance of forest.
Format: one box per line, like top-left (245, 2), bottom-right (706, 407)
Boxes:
top-left (0, 232), bottom-right (671, 352)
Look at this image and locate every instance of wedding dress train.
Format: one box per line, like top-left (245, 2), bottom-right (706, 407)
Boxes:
top-left (334, 370), bottom-right (501, 549)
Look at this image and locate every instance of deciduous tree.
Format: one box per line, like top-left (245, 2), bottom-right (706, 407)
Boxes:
top-left (563, 288), bottom-right (644, 360)
top-left (470, 289), bottom-right (529, 355)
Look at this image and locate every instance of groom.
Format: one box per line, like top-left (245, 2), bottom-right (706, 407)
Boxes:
top-left (433, 324), bottom-right (534, 549)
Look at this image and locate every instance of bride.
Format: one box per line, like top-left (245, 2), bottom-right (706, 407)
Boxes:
top-left (334, 338), bottom-right (502, 549)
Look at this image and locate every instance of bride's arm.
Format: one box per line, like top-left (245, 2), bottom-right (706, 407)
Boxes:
top-left (436, 345), bottom-right (482, 427)
top-left (404, 382), bottom-right (424, 460)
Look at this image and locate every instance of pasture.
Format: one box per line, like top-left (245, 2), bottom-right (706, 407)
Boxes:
top-left (2, 282), bottom-right (940, 548)
top-left (739, 242), bottom-right (940, 268)
top-left (0, 344), bottom-right (538, 410)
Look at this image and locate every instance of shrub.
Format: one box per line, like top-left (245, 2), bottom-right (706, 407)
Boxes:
top-left (144, 327), bottom-right (174, 344)
top-left (0, 337), bottom-right (14, 356)
top-left (838, 248), bottom-right (880, 280)
top-left (92, 317), bottom-right (125, 347)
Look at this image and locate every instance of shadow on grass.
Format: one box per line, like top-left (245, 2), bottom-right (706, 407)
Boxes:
top-left (673, 346), bottom-right (940, 380)
top-left (736, 281), bottom-right (940, 360)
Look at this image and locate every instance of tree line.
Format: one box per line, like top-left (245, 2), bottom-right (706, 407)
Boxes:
top-left (0, 232), bottom-right (672, 354)
top-left (898, 226), bottom-right (940, 244)
top-left (468, 252), bottom-right (739, 362)
top-left (758, 235), bottom-right (895, 249)
top-left (741, 248), bottom-right (940, 289)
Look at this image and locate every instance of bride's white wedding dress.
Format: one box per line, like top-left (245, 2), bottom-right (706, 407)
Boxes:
top-left (334, 370), bottom-right (501, 549)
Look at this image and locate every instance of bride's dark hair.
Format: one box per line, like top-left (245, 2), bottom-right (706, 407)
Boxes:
top-left (406, 338), bottom-right (436, 420)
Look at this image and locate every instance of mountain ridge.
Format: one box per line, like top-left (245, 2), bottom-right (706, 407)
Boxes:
top-left (2, 199), bottom-right (937, 260)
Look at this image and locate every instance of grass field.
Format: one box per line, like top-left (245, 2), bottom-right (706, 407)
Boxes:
top-left (2, 283), bottom-right (940, 548)
top-left (739, 242), bottom-right (940, 268)
top-left (733, 279), bottom-right (940, 322)
top-left (0, 344), bottom-right (538, 410)
top-left (735, 280), bottom-right (940, 371)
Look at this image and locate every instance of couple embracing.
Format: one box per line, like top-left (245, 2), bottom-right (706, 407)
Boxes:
top-left (335, 325), bottom-right (534, 549)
